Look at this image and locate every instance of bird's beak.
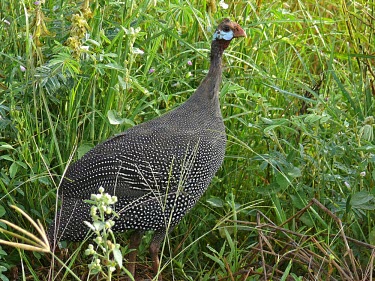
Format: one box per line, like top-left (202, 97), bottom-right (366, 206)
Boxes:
top-left (233, 24), bottom-right (246, 38)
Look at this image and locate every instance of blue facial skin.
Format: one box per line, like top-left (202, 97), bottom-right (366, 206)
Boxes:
top-left (213, 29), bottom-right (234, 41)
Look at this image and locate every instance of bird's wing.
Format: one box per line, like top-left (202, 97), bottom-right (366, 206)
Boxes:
top-left (59, 127), bottom-right (203, 199)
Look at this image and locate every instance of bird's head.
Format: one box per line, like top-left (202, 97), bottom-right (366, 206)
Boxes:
top-left (213, 18), bottom-right (246, 41)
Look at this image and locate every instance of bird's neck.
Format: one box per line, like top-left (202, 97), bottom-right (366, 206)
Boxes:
top-left (207, 40), bottom-right (229, 75)
top-left (168, 39), bottom-right (228, 128)
top-left (194, 39), bottom-right (228, 101)
top-left (208, 39), bottom-right (228, 72)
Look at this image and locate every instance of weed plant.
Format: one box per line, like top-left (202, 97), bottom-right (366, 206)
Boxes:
top-left (0, 0), bottom-right (374, 280)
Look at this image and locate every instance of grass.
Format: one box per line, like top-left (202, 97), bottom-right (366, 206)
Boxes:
top-left (1, 0), bottom-right (375, 280)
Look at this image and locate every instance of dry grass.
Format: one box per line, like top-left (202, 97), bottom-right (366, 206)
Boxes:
top-left (217, 198), bottom-right (375, 280)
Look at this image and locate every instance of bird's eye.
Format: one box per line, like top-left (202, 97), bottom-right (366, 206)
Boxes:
top-left (223, 26), bottom-right (230, 32)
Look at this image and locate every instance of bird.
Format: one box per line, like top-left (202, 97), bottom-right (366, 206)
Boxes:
top-left (48, 18), bottom-right (246, 279)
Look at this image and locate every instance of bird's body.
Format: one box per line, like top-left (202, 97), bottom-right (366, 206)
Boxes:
top-left (49, 18), bottom-right (245, 279)
top-left (54, 95), bottom-right (226, 240)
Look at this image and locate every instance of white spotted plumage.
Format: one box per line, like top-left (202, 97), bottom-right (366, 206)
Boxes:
top-left (48, 19), bottom-right (246, 250)
top-left (49, 105), bottom-right (226, 241)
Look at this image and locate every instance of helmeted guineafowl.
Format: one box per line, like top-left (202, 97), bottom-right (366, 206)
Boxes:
top-left (48, 18), bottom-right (246, 279)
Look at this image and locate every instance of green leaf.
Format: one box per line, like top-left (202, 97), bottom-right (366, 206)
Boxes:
top-left (15, 160), bottom-right (28, 169)
top-left (264, 124), bottom-right (280, 133)
top-left (255, 182), bottom-right (282, 195)
top-left (0, 247), bottom-right (7, 257)
top-left (0, 155), bottom-right (13, 161)
top-left (287, 166), bottom-right (301, 178)
top-left (290, 194), bottom-right (306, 209)
top-left (103, 62), bottom-right (123, 71)
top-left (38, 176), bottom-right (51, 186)
top-left (355, 145), bottom-right (375, 152)
top-left (206, 197), bottom-right (224, 208)
top-left (0, 275), bottom-right (10, 281)
top-left (202, 252), bottom-right (225, 271)
top-left (113, 248), bottom-right (123, 268)
top-left (0, 206), bottom-right (6, 218)
top-left (290, 273), bottom-right (303, 281)
top-left (304, 114), bottom-right (322, 124)
top-left (355, 203), bottom-right (375, 210)
top-left (93, 221), bottom-right (104, 231)
top-left (0, 143), bottom-right (14, 151)
top-left (369, 227), bottom-right (375, 246)
top-left (77, 144), bottom-right (93, 159)
top-left (86, 39), bottom-right (101, 47)
top-left (9, 162), bottom-right (18, 178)
top-left (33, 251), bottom-right (42, 259)
top-left (276, 172), bottom-right (290, 189)
top-left (107, 110), bottom-right (135, 126)
top-left (260, 117), bottom-right (273, 124)
top-left (280, 259), bottom-right (293, 281)
top-left (351, 191), bottom-right (374, 208)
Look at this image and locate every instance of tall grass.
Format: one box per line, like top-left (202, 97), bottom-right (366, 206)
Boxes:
top-left (1, 0), bottom-right (374, 280)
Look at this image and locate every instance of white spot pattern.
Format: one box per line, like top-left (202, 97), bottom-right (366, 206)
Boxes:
top-left (48, 24), bottom-right (232, 243)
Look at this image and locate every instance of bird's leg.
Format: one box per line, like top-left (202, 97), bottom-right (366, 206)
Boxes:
top-left (126, 230), bottom-right (144, 278)
top-left (149, 229), bottom-right (166, 280)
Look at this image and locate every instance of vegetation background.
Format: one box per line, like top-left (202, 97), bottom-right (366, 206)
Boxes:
top-left (0, 0), bottom-right (374, 280)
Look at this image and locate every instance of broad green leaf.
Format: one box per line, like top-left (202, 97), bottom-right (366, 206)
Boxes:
top-left (304, 114), bottom-right (322, 124)
top-left (206, 197), bottom-right (224, 208)
top-left (0, 206), bottom-right (6, 218)
top-left (77, 144), bottom-right (93, 159)
top-left (15, 161), bottom-right (27, 169)
top-left (107, 110), bottom-right (135, 126)
top-left (351, 191), bottom-right (374, 207)
top-left (0, 155), bottom-right (13, 161)
top-left (9, 162), bottom-right (18, 178)
top-left (290, 194), bottom-right (307, 209)
top-left (287, 166), bottom-right (301, 178)
top-left (276, 172), bottom-right (290, 189)
top-left (0, 143), bottom-right (14, 150)
top-left (0, 247), bottom-right (7, 256)
top-left (93, 221), bottom-right (104, 231)
top-left (264, 124), bottom-right (281, 133)
top-left (113, 248), bottom-right (123, 268)
top-left (355, 203), bottom-right (375, 210)
top-left (0, 275), bottom-right (10, 281)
